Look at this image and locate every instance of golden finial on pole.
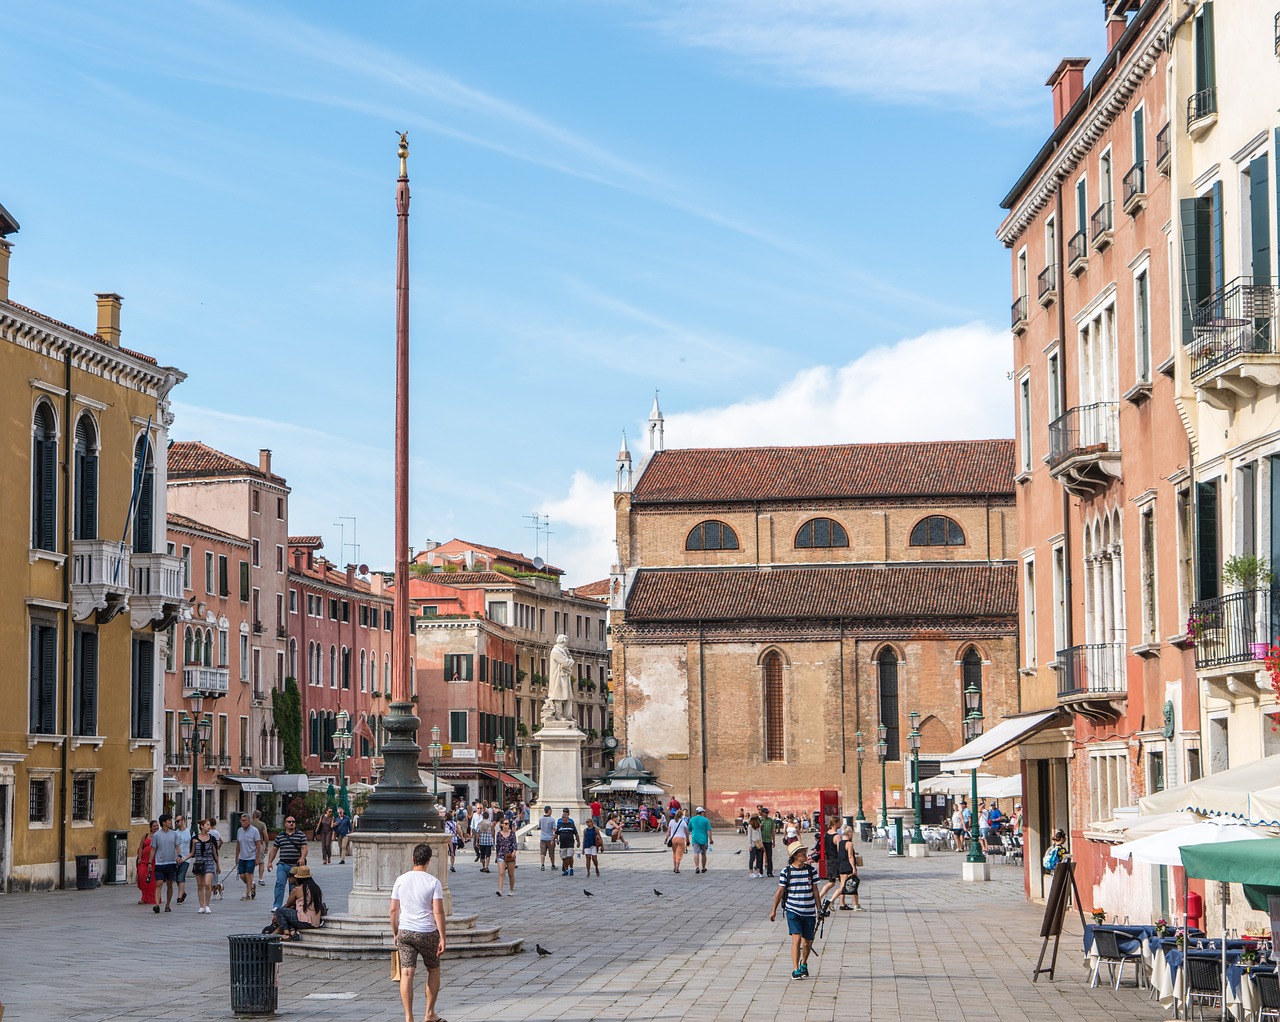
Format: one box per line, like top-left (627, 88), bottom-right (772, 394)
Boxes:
top-left (397, 131), bottom-right (409, 178)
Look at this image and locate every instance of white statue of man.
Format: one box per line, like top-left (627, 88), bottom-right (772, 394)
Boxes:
top-left (543, 634), bottom-right (575, 723)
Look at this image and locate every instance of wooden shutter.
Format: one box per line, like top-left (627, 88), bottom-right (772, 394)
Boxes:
top-left (1202, 2), bottom-right (1216, 92)
top-left (132, 637), bottom-right (154, 740)
top-left (1251, 154), bottom-right (1271, 283)
top-left (1211, 180), bottom-right (1225, 295)
top-left (33, 418), bottom-right (58, 551)
top-left (74, 419), bottom-right (98, 541)
top-left (1196, 480), bottom-right (1220, 602)
top-left (1180, 198), bottom-right (1209, 346)
top-left (134, 465), bottom-right (154, 554)
top-left (35, 624), bottom-right (57, 735)
top-left (74, 630), bottom-right (99, 736)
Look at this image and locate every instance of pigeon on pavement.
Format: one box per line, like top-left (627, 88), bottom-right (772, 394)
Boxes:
top-left (536, 944), bottom-right (552, 956)
top-left (653, 889), bottom-right (663, 897)
top-left (583, 889), bottom-right (594, 897)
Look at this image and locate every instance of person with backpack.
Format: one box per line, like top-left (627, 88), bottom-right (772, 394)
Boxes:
top-left (1042, 828), bottom-right (1069, 873)
top-left (769, 841), bottom-right (821, 979)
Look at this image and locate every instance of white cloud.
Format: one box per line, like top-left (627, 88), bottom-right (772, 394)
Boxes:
top-left (543, 321), bottom-right (1012, 583)
top-left (638, 0), bottom-right (1098, 115)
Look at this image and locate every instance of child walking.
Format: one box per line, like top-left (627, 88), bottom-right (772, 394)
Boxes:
top-left (769, 842), bottom-right (821, 979)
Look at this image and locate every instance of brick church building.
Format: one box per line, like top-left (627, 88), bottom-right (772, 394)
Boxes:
top-left (609, 401), bottom-right (1021, 822)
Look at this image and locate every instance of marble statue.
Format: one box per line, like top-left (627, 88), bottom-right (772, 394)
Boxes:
top-left (542, 634), bottom-right (575, 723)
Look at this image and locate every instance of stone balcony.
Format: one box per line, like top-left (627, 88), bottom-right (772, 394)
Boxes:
top-left (129, 551), bottom-right (186, 630)
top-left (1189, 277), bottom-right (1280, 410)
top-left (1056, 641), bottom-right (1127, 721)
top-left (70, 539), bottom-right (130, 623)
top-left (183, 664), bottom-right (230, 698)
top-left (1047, 401), bottom-right (1121, 495)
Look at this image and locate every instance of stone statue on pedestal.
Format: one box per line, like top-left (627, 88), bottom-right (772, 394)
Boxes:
top-left (542, 634), bottom-right (575, 724)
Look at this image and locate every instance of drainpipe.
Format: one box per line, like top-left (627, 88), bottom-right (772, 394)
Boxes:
top-left (1056, 184), bottom-right (1075, 657)
top-left (58, 348), bottom-right (72, 889)
top-left (698, 620), bottom-right (708, 810)
top-left (838, 621), bottom-right (847, 776)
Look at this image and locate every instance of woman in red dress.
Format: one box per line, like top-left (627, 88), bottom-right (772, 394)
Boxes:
top-left (136, 820), bottom-right (158, 906)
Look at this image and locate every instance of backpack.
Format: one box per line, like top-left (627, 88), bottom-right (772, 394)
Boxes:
top-left (1042, 844), bottom-right (1063, 871)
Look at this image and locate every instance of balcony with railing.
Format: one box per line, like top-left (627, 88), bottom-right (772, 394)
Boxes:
top-left (1156, 122), bottom-right (1171, 175)
top-left (1188, 87), bottom-right (1218, 137)
top-left (1056, 641), bottom-right (1127, 719)
top-left (70, 540), bottom-right (131, 623)
top-left (1047, 401), bottom-right (1121, 495)
top-left (240, 754), bottom-right (254, 770)
top-left (1067, 229), bottom-right (1089, 276)
top-left (1090, 201), bottom-right (1114, 250)
top-left (129, 551), bottom-right (186, 629)
top-left (1188, 277), bottom-right (1280, 409)
top-left (1011, 294), bottom-right (1029, 334)
top-left (1191, 590), bottom-right (1279, 683)
top-left (164, 751), bottom-right (190, 769)
top-left (1037, 264), bottom-right (1058, 307)
top-left (252, 620), bottom-right (265, 635)
top-left (183, 664), bottom-right (230, 698)
top-left (1122, 162), bottom-right (1146, 215)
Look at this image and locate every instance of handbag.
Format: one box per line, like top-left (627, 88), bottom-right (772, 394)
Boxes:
top-left (504, 853), bottom-right (516, 863)
top-left (390, 950), bottom-right (401, 982)
top-left (842, 875), bottom-right (860, 896)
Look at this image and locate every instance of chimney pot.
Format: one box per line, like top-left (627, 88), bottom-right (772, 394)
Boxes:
top-left (95, 293), bottom-right (123, 347)
top-left (259, 449), bottom-right (272, 475)
top-left (1046, 58), bottom-right (1090, 128)
top-left (346, 563), bottom-right (357, 586)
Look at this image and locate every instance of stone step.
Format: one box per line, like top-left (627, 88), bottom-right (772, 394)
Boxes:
top-left (283, 915), bottom-right (522, 959)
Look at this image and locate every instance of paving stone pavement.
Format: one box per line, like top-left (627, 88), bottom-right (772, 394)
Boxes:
top-left (0, 832), bottom-right (1166, 1021)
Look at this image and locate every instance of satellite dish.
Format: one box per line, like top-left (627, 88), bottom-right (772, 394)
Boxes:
top-left (533, 557), bottom-right (545, 570)
top-left (359, 564), bottom-right (369, 576)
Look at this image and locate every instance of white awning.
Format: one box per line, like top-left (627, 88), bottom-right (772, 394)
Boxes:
top-left (919, 773), bottom-right (1022, 798)
top-left (939, 709), bottom-right (1067, 772)
top-left (220, 774), bottom-right (275, 794)
top-left (1140, 753), bottom-right (1280, 822)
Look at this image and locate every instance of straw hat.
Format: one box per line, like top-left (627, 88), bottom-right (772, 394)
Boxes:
top-left (785, 841), bottom-right (807, 861)
top-left (291, 865), bottom-right (312, 879)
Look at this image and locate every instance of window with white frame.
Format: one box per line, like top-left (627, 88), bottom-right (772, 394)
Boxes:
top-left (71, 772), bottom-right (95, 823)
top-left (1052, 544), bottom-right (1067, 656)
top-left (1047, 349), bottom-right (1062, 423)
top-left (28, 775), bottom-right (51, 826)
top-left (1023, 558), bottom-right (1037, 667)
top-left (1134, 266), bottom-right (1151, 384)
top-left (1140, 506), bottom-right (1158, 645)
top-left (1018, 373), bottom-right (1032, 473)
top-left (1088, 747), bottom-right (1130, 825)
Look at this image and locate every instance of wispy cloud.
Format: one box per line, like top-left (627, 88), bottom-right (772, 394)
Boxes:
top-left (635, 0), bottom-right (1098, 117)
top-left (542, 321), bottom-right (1013, 582)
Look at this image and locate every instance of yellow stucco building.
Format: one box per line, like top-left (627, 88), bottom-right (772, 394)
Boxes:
top-left (0, 205), bottom-right (185, 890)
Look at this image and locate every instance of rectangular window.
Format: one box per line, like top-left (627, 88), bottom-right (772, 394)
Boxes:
top-left (71, 773), bottom-right (95, 823)
top-left (73, 629), bottom-right (99, 736)
top-left (252, 648), bottom-right (262, 691)
top-left (251, 539), bottom-right (260, 567)
top-left (1208, 715), bottom-right (1229, 773)
top-left (1196, 479), bottom-right (1221, 602)
top-left (479, 655), bottom-right (488, 682)
top-left (277, 496), bottom-right (284, 520)
top-left (1023, 559), bottom-right (1037, 667)
top-left (444, 654), bottom-right (474, 681)
top-left (130, 775), bottom-right (150, 821)
top-left (1148, 748), bottom-right (1166, 794)
top-left (1194, 2), bottom-right (1216, 96)
top-left (487, 602), bottom-right (508, 625)
top-left (1087, 749), bottom-right (1130, 825)
top-left (28, 776), bottom-right (50, 825)
top-left (289, 589), bottom-right (297, 614)
top-left (29, 619), bottom-right (57, 735)
top-left (276, 592), bottom-right (284, 631)
top-left (359, 605), bottom-right (369, 627)
top-left (251, 488), bottom-right (260, 514)
top-left (329, 598), bottom-right (339, 621)
top-left (182, 546), bottom-right (192, 590)
top-left (1047, 351), bottom-right (1061, 423)
top-left (276, 545), bottom-right (284, 573)
top-left (251, 588), bottom-right (260, 628)
top-left (1141, 508), bottom-right (1158, 645)
top-left (240, 634), bottom-right (249, 681)
top-left (539, 609), bottom-right (545, 632)
top-left (1177, 487), bottom-right (1195, 623)
top-left (1240, 461), bottom-right (1258, 557)
top-left (1076, 176), bottom-right (1088, 233)
top-left (165, 623), bottom-right (176, 672)
top-left (218, 555), bottom-right (229, 596)
top-left (341, 601), bottom-right (350, 623)
top-left (1019, 376), bottom-right (1032, 472)
top-left (205, 551), bottom-right (215, 595)
top-left (131, 636), bottom-right (154, 739)
top-left (219, 629), bottom-right (229, 667)
top-left (1135, 269), bottom-right (1151, 383)
top-left (239, 561), bottom-right (249, 602)
top-left (384, 609), bottom-right (392, 631)
top-left (450, 710), bottom-right (469, 745)
top-left (576, 614), bottom-right (582, 638)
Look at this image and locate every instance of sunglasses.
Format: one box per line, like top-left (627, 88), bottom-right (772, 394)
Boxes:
top-left (285, 820), bottom-right (296, 824)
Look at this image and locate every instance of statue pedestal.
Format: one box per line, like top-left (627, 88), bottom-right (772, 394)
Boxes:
top-left (346, 830), bottom-right (453, 919)
top-left (532, 720), bottom-right (590, 820)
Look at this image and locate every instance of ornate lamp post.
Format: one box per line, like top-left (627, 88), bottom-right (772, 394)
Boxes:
top-left (179, 691), bottom-right (212, 824)
top-left (876, 723), bottom-right (889, 829)
top-left (495, 736), bottom-right (507, 817)
top-left (908, 710), bottom-right (925, 845)
top-left (334, 708), bottom-right (353, 814)
top-left (963, 683), bottom-right (987, 867)
top-left (428, 725), bottom-right (442, 796)
top-left (854, 730), bottom-right (866, 823)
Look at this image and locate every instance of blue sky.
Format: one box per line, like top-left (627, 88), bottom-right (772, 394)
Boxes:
top-left (1, 1), bottom-right (1103, 582)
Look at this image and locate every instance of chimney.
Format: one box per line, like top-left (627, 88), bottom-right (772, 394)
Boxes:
top-left (1106, 14), bottom-right (1128, 51)
top-left (0, 240), bottom-right (11, 303)
top-left (259, 449), bottom-right (272, 475)
top-left (346, 563), bottom-right (356, 587)
top-left (1046, 59), bottom-right (1090, 128)
top-left (95, 293), bottom-right (123, 346)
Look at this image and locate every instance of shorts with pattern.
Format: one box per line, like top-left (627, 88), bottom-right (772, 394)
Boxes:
top-left (396, 929), bottom-right (441, 970)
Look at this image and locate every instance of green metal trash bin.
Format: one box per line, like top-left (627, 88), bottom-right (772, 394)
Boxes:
top-left (104, 830), bottom-right (129, 884)
top-left (228, 933), bottom-right (281, 1015)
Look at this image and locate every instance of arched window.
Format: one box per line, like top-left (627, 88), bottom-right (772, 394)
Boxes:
top-left (795, 517), bottom-right (849, 549)
top-left (360, 650), bottom-right (368, 692)
top-left (877, 648), bottom-right (900, 759)
top-left (329, 645), bottom-right (337, 689)
top-left (384, 653), bottom-right (391, 691)
top-left (306, 641), bottom-right (315, 685)
top-left (341, 646), bottom-right (351, 690)
top-left (909, 515), bottom-right (965, 547)
top-left (324, 711), bottom-right (336, 760)
top-left (73, 415), bottom-right (99, 540)
top-left (132, 435), bottom-right (155, 554)
top-left (763, 651), bottom-right (785, 762)
top-left (309, 711), bottom-right (320, 757)
top-left (686, 520), bottom-right (739, 551)
top-left (184, 626), bottom-right (194, 665)
top-left (288, 638), bottom-right (297, 679)
top-left (203, 628), bottom-right (214, 667)
top-left (962, 646), bottom-right (983, 719)
top-left (32, 403), bottom-right (58, 551)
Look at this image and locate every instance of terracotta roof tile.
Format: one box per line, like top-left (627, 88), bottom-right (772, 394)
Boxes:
top-left (625, 564), bottom-right (1017, 622)
top-left (289, 536), bottom-right (324, 548)
top-left (573, 578), bottom-right (612, 600)
top-left (166, 512), bottom-right (249, 545)
top-left (169, 441), bottom-right (285, 483)
top-left (631, 440), bottom-right (1015, 504)
top-left (417, 539), bottom-right (565, 576)
top-left (292, 558), bottom-right (384, 597)
top-left (4, 300), bottom-right (160, 364)
top-left (409, 571), bottom-right (532, 589)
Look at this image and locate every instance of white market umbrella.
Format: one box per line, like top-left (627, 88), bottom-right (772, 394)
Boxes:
top-left (1111, 817), bottom-right (1271, 867)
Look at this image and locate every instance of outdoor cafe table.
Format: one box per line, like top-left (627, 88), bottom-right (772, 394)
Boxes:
top-left (1149, 941), bottom-right (1261, 1017)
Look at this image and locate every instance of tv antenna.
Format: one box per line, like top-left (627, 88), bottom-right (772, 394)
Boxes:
top-left (524, 512), bottom-right (553, 563)
top-left (333, 516), bottom-right (360, 567)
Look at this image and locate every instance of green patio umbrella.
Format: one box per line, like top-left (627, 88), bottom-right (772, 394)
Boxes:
top-left (1181, 837), bottom-right (1280, 911)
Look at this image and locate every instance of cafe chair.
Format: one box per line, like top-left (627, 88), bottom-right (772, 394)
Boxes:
top-left (1090, 928), bottom-right (1146, 991)
top-left (1185, 956), bottom-right (1224, 1020)
top-left (1255, 971), bottom-right (1280, 1022)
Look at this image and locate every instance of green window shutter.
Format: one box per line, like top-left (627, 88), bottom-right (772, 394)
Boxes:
top-left (37, 624), bottom-right (57, 735)
top-left (1203, 2), bottom-right (1216, 91)
top-left (132, 637), bottom-right (154, 740)
top-left (1196, 480), bottom-right (1220, 603)
top-left (240, 561), bottom-right (250, 601)
top-left (1211, 180), bottom-right (1225, 295)
top-left (1251, 154), bottom-right (1271, 282)
top-left (134, 468), bottom-right (154, 554)
top-left (75, 630), bottom-right (99, 737)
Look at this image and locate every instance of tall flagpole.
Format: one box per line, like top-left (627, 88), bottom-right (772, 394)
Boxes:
top-left (357, 132), bottom-right (441, 834)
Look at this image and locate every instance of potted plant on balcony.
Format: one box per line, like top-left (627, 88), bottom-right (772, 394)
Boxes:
top-left (1222, 554), bottom-right (1276, 658)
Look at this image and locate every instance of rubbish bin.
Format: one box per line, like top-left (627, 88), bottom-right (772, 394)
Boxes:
top-left (74, 854), bottom-right (99, 890)
top-left (104, 830), bottom-right (129, 885)
top-left (858, 820), bottom-right (874, 843)
top-left (228, 934), bottom-right (282, 1016)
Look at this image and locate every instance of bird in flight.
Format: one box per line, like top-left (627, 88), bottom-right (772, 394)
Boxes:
top-left (535, 944), bottom-right (552, 957)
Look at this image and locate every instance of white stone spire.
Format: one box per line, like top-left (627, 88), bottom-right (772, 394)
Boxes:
top-left (616, 430), bottom-right (633, 492)
top-left (648, 390), bottom-right (664, 452)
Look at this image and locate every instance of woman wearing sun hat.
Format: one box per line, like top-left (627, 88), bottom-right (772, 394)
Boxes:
top-left (270, 864), bottom-right (325, 941)
top-left (768, 841), bottom-right (821, 979)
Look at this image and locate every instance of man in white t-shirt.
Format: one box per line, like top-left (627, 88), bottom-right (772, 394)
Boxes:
top-left (470, 805), bottom-right (484, 861)
top-left (390, 842), bottom-right (447, 1022)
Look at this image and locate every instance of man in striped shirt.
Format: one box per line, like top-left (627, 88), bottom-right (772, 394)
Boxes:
top-left (266, 815), bottom-right (309, 911)
top-left (768, 842), bottom-right (821, 979)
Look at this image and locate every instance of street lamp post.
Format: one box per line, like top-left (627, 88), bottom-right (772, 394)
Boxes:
top-left (179, 691), bottom-right (213, 825)
top-left (428, 725), bottom-right (442, 796)
top-left (963, 683), bottom-right (987, 869)
top-left (876, 723), bottom-right (888, 829)
top-left (855, 730), bottom-right (866, 823)
top-left (495, 736), bottom-right (507, 817)
top-left (908, 710), bottom-right (925, 845)
top-left (334, 708), bottom-right (352, 815)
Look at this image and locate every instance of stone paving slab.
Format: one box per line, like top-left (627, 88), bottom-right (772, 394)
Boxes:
top-left (0, 834), bottom-right (1166, 1021)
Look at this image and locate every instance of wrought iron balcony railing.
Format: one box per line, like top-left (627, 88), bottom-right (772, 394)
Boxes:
top-left (1037, 264), bottom-right (1057, 305)
top-left (1122, 162), bottom-right (1146, 213)
top-left (1056, 642), bottom-right (1127, 699)
top-left (1156, 122), bottom-right (1171, 175)
top-left (1048, 402), bottom-right (1119, 468)
top-left (1191, 588), bottom-right (1279, 669)
top-left (1067, 229), bottom-right (1088, 274)
top-left (1188, 88), bottom-right (1218, 132)
top-left (1189, 277), bottom-right (1279, 380)
top-left (1011, 294), bottom-right (1029, 332)
top-left (1090, 201), bottom-right (1114, 248)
